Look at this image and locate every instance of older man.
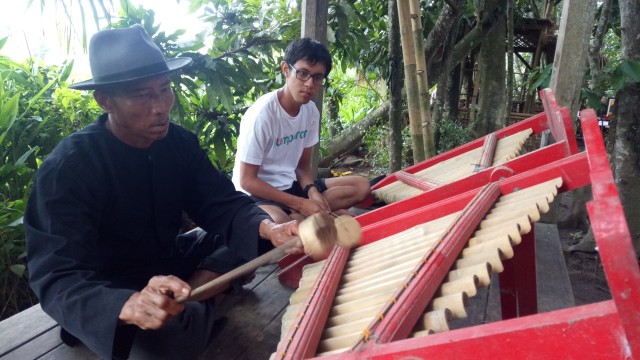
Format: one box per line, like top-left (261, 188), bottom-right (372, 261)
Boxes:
top-left (24, 25), bottom-right (300, 360)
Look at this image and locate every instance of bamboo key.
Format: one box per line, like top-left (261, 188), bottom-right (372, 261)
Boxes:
top-left (181, 212), bottom-right (362, 302)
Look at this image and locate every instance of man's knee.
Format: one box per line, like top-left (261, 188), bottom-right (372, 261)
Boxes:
top-left (328, 176), bottom-right (370, 202)
top-left (129, 301), bottom-right (219, 359)
top-left (352, 176), bottom-right (371, 200)
top-left (260, 204), bottom-right (292, 224)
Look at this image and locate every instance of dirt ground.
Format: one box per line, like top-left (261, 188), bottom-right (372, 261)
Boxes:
top-left (559, 229), bottom-right (612, 305)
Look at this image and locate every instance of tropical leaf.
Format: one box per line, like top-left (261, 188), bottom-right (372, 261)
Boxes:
top-left (0, 94), bottom-right (20, 134)
top-left (619, 60), bottom-right (640, 83)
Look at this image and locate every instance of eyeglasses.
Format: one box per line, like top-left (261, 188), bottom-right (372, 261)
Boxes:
top-left (288, 63), bottom-right (327, 86)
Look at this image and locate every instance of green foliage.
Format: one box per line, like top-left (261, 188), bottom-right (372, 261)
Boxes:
top-left (362, 125), bottom-right (414, 175)
top-left (328, 0), bottom-right (388, 76)
top-left (610, 60), bottom-right (640, 89)
top-left (435, 116), bottom-right (473, 154)
top-left (321, 67), bottom-right (385, 132)
top-left (0, 53), bottom-right (100, 319)
top-left (526, 63), bottom-right (553, 95)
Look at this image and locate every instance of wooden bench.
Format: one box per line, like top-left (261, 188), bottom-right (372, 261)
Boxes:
top-left (0, 304), bottom-right (98, 359)
top-left (0, 264), bottom-right (294, 360)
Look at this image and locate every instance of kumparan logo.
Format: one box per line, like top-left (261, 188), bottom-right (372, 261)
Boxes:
top-left (274, 130), bottom-right (309, 147)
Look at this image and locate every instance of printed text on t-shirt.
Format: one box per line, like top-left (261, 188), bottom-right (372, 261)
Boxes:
top-left (274, 130), bottom-right (308, 147)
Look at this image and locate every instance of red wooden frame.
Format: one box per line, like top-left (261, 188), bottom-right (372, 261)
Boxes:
top-left (279, 88), bottom-right (579, 288)
top-left (273, 99), bottom-right (639, 359)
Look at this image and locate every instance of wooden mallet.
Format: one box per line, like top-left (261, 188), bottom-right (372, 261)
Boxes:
top-left (181, 212), bottom-right (361, 302)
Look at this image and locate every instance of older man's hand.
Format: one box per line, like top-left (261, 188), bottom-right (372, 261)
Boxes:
top-left (118, 275), bottom-right (190, 329)
top-left (260, 219), bottom-right (303, 254)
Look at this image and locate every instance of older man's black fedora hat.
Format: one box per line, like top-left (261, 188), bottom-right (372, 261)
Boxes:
top-left (68, 25), bottom-right (192, 90)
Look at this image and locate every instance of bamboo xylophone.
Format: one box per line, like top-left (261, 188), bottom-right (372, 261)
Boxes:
top-left (372, 128), bottom-right (533, 204)
top-left (275, 177), bottom-right (562, 358)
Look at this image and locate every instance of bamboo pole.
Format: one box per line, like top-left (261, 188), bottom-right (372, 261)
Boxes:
top-left (397, 0), bottom-right (426, 163)
top-left (409, 0), bottom-right (435, 158)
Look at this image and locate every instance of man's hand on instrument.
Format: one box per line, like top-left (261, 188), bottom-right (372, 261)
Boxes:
top-left (260, 219), bottom-right (303, 254)
top-left (297, 193), bottom-right (331, 217)
top-left (307, 190), bottom-right (331, 213)
top-left (118, 275), bottom-right (190, 329)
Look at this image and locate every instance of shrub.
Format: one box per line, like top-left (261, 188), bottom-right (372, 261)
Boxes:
top-left (0, 54), bottom-right (100, 319)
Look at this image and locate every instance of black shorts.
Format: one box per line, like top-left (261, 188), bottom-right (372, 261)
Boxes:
top-left (249, 178), bottom-right (327, 214)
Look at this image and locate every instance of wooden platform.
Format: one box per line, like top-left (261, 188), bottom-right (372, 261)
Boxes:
top-left (0, 222), bottom-right (573, 360)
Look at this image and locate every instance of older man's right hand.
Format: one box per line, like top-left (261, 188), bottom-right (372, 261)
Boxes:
top-left (260, 219), bottom-right (303, 254)
top-left (118, 275), bottom-right (190, 329)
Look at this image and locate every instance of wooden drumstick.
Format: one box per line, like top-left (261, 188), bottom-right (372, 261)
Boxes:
top-left (182, 237), bottom-right (300, 302)
top-left (182, 212), bottom-right (361, 302)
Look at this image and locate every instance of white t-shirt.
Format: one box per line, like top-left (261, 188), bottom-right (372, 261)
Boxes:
top-left (232, 89), bottom-right (320, 193)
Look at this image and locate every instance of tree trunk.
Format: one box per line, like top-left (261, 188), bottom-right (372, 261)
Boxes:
top-left (429, 1), bottom-right (461, 129)
top-left (397, 0), bottom-right (425, 163)
top-left (506, 0), bottom-right (514, 123)
top-left (447, 63), bottom-right (462, 122)
top-left (319, 102), bottom-right (391, 168)
top-left (549, 0), bottom-right (597, 123)
top-left (388, 0), bottom-right (404, 172)
top-left (588, 0), bottom-right (613, 90)
top-left (327, 94), bottom-right (342, 137)
top-left (464, 54), bottom-right (474, 110)
top-left (523, 27), bottom-right (546, 114)
top-left (611, 0), bottom-right (640, 254)
top-left (469, 59), bottom-right (481, 125)
top-left (448, 3), bottom-right (505, 74)
top-left (301, 0), bottom-right (329, 177)
top-left (472, 0), bottom-right (507, 138)
top-left (409, 0), bottom-right (436, 158)
top-left (425, 1), bottom-right (462, 89)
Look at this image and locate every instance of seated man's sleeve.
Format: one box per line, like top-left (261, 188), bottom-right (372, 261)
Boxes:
top-left (24, 152), bottom-right (136, 360)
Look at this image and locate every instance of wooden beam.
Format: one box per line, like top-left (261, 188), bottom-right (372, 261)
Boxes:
top-left (301, 0), bottom-right (328, 43)
top-left (301, 0), bottom-right (329, 176)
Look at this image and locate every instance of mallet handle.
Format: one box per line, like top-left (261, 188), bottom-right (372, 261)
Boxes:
top-left (181, 238), bottom-right (300, 302)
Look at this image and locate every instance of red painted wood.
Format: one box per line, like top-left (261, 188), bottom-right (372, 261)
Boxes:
top-left (371, 111), bottom-right (550, 191)
top-left (489, 165), bottom-right (515, 181)
top-left (315, 301), bottom-right (626, 360)
top-left (360, 189), bottom-right (477, 245)
top-left (499, 257), bottom-right (518, 320)
top-left (477, 132), bottom-right (498, 171)
top-left (539, 88), bottom-right (579, 155)
top-left (280, 143), bottom-right (590, 290)
top-left (354, 184), bottom-right (502, 348)
top-left (277, 253), bottom-right (305, 269)
top-left (275, 93), bottom-right (638, 360)
top-left (513, 231), bottom-right (538, 316)
top-left (274, 247), bottom-right (350, 360)
top-left (581, 109), bottom-right (640, 357)
top-left (360, 142), bottom-right (570, 228)
top-left (395, 171), bottom-right (441, 191)
top-left (277, 255), bottom-right (314, 288)
top-left (498, 152), bottom-right (591, 195)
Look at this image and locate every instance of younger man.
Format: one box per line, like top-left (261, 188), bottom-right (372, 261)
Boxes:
top-left (232, 38), bottom-right (370, 223)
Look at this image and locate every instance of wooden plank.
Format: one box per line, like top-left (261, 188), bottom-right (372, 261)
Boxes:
top-left (39, 344), bottom-right (99, 360)
top-left (535, 223), bottom-right (575, 311)
top-left (1, 326), bottom-right (62, 360)
top-left (0, 304), bottom-right (57, 357)
top-left (240, 307), bottom-right (288, 360)
top-left (200, 264), bottom-right (294, 359)
top-left (6, 327), bottom-right (98, 360)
